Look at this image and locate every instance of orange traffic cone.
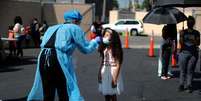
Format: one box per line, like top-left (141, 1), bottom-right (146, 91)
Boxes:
top-left (149, 30), bottom-right (154, 57)
top-left (171, 54), bottom-right (177, 68)
top-left (125, 29), bottom-right (129, 49)
top-left (172, 40), bottom-right (177, 68)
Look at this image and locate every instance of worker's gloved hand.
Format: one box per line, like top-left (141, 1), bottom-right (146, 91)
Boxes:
top-left (94, 36), bottom-right (102, 44)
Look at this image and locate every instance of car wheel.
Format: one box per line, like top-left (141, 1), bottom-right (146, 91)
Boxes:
top-left (131, 29), bottom-right (138, 36)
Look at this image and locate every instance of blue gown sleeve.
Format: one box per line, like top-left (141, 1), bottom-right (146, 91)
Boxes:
top-left (72, 25), bottom-right (99, 54)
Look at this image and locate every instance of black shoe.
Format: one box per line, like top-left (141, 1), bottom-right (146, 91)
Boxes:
top-left (178, 85), bottom-right (185, 92)
top-left (186, 86), bottom-right (193, 93)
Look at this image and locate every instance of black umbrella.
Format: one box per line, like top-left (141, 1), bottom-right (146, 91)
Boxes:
top-left (154, 0), bottom-right (201, 7)
top-left (154, 0), bottom-right (201, 29)
top-left (143, 7), bottom-right (187, 25)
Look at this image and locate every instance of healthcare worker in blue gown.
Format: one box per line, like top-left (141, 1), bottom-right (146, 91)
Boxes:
top-left (27, 10), bottom-right (101, 101)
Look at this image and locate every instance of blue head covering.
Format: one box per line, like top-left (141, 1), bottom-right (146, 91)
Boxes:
top-left (64, 10), bottom-right (83, 22)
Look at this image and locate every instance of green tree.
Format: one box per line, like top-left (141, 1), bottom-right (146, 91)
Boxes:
top-left (112, 0), bottom-right (119, 9)
top-left (134, 3), bottom-right (141, 9)
top-left (134, 0), bottom-right (141, 10)
top-left (128, 0), bottom-right (133, 11)
top-left (142, 0), bottom-right (152, 11)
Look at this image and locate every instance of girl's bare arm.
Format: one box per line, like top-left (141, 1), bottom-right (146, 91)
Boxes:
top-left (113, 60), bottom-right (121, 83)
top-left (98, 57), bottom-right (104, 83)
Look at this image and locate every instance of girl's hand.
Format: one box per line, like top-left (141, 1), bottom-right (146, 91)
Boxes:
top-left (111, 79), bottom-right (117, 88)
top-left (98, 73), bottom-right (102, 83)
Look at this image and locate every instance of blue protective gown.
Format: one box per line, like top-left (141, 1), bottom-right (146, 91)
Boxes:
top-left (27, 23), bottom-right (99, 101)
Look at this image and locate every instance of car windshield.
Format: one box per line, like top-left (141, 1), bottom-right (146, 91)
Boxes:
top-left (115, 21), bottom-right (125, 25)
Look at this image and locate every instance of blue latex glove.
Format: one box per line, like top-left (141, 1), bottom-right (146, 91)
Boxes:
top-left (94, 36), bottom-right (102, 43)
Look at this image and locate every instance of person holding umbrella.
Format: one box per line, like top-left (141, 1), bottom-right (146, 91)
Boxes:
top-left (143, 7), bottom-right (187, 78)
top-left (178, 16), bottom-right (200, 93)
top-left (160, 25), bottom-right (177, 80)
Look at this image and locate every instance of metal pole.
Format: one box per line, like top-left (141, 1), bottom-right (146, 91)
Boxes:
top-left (40, 0), bottom-right (43, 22)
top-left (92, 3), bottom-right (96, 22)
top-left (71, 0), bottom-right (74, 9)
top-left (133, 0), bottom-right (135, 12)
top-left (101, 0), bottom-right (106, 22)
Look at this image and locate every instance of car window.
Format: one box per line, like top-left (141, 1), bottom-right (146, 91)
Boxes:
top-left (125, 21), bottom-right (139, 25)
top-left (115, 21), bottom-right (125, 25)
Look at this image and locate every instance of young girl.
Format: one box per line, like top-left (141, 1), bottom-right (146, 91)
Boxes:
top-left (98, 28), bottom-right (124, 101)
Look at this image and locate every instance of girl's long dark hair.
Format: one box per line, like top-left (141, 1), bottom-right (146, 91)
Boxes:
top-left (14, 16), bottom-right (23, 25)
top-left (98, 29), bottom-right (123, 64)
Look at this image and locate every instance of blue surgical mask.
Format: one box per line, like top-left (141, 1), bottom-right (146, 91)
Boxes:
top-left (103, 37), bottom-right (110, 45)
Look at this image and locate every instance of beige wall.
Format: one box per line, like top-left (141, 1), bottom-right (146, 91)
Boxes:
top-left (195, 15), bottom-right (201, 32)
top-left (43, 3), bottom-right (94, 32)
top-left (194, 9), bottom-right (201, 32)
top-left (109, 11), bottom-right (119, 24)
top-left (0, 1), bottom-right (94, 37)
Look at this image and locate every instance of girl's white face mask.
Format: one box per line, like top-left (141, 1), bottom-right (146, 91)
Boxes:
top-left (103, 37), bottom-right (110, 45)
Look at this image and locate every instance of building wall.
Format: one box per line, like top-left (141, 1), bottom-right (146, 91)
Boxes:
top-left (43, 3), bottom-right (94, 32)
top-left (0, 1), bottom-right (41, 37)
top-left (109, 11), bottom-right (119, 24)
top-left (195, 10), bottom-right (201, 32)
top-left (8, 0), bottom-right (41, 2)
top-left (0, 1), bottom-right (94, 37)
top-left (195, 15), bottom-right (201, 32)
top-left (8, 0), bottom-right (85, 3)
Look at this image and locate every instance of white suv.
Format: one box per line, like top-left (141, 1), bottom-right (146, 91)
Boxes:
top-left (102, 19), bottom-right (144, 36)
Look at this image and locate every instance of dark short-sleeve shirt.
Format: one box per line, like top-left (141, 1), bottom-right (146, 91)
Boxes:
top-left (183, 29), bottom-right (200, 53)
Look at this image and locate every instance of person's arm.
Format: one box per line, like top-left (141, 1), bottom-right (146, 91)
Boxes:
top-left (172, 40), bottom-right (177, 57)
top-left (39, 25), bottom-right (44, 32)
top-left (112, 60), bottom-right (121, 88)
top-left (35, 23), bottom-right (39, 32)
top-left (162, 31), bottom-right (166, 40)
top-left (98, 56), bottom-right (104, 83)
top-left (72, 25), bottom-right (99, 54)
top-left (13, 24), bottom-right (20, 33)
top-left (90, 25), bottom-right (96, 33)
top-left (195, 32), bottom-right (200, 46)
top-left (179, 30), bottom-right (185, 51)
